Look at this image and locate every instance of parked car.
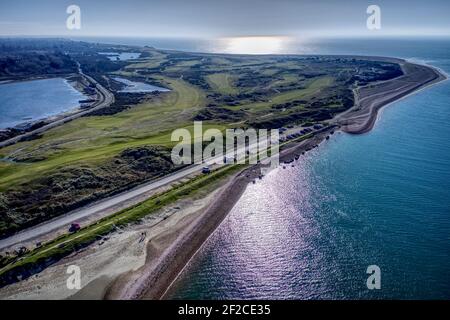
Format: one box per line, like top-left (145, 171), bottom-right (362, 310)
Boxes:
top-left (202, 166), bottom-right (211, 174)
top-left (69, 223), bottom-right (81, 233)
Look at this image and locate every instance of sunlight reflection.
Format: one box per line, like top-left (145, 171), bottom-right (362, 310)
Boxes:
top-left (217, 36), bottom-right (292, 54)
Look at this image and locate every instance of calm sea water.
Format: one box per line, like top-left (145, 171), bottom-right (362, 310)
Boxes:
top-left (4, 37), bottom-right (449, 299)
top-left (0, 78), bottom-right (85, 129)
top-left (161, 38), bottom-right (450, 299)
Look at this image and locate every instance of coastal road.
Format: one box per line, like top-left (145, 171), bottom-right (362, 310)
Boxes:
top-left (0, 125), bottom-right (327, 251)
top-left (0, 132), bottom-right (284, 251)
top-left (0, 69), bottom-right (115, 148)
top-left (3, 61), bottom-right (443, 251)
top-left (0, 161), bottom-right (217, 250)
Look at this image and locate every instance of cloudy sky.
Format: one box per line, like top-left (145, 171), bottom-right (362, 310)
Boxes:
top-left (0, 0), bottom-right (449, 38)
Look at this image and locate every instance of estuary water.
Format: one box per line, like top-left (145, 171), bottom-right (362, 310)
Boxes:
top-left (163, 38), bottom-right (450, 299)
top-left (113, 77), bottom-right (170, 93)
top-left (98, 52), bottom-right (141, 61)
top-left (4, 36), bottom-right (448, 299)
top-left (0, 78), bottom-right (86, 129)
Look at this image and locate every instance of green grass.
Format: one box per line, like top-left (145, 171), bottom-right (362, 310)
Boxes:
top-left (0, 164), bottom-right (244, 279)
top-left (229, 76), bottom-right (334, 114)
top-left (0, 71), bottom-right (333, 191)
top-left (0, 77), bottom-right (209, 190)
top-left (125, 51), bottom-right (168, 70)
top-left (0, 122), bottom-right (228, 191)
top-left (0, 121), bottom-right (328, 281)
top-left (209, 57), bottom-right (232, 65)
top-left (206, 73), bottom-right (238, 95)
top-left (270, 73), bottom-right (302, 87)
top-left (165, 59), bottom-right (202, 72)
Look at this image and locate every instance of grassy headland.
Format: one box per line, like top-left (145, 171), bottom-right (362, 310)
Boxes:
top-left (0, 39), bottom-right (404, 238)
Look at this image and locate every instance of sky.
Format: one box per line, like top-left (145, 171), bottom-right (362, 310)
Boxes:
top-left (0, 0), bottom-right (449, 39)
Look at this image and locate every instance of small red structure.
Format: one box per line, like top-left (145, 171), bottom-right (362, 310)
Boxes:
top-left (69, 223), bottom-right (81, 233)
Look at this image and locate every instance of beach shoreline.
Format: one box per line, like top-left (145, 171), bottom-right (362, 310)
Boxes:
top-left (0, 58), bottom-right (446, 300)
top-left (334, 59), bottom-right (447, 134)
top-left (102, 129), bottom-right (331, 300)
top-left (106, 59), bottom-right (447, 300)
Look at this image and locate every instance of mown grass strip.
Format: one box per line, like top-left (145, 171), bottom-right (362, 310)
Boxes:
top-left (0, 164), bottom-right (243, 283)
top-left (0, 127), bottom-right (327, 284)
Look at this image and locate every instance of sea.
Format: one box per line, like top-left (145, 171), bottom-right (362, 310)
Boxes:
top-left (4, 36), bottom-right (450, 299)
top-left (132, 37), bottom-right (449, 300)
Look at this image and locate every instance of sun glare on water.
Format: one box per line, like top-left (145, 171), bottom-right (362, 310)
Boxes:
top-left (218, 36), bottom-right (291, 54)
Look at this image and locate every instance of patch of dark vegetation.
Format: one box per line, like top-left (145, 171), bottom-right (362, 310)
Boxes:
top-left (0, 121), bottom-right (47, 143)
top-left (235, 71), bottom-right (273, 88)
top-left (249, 110), bottom-right (332, 129)
top-left (216, 91), bottom-right (267, 107)
top-left (0, 52), bottom-right (77, 80)
top-left (0, 38), bottom-right (143, 80)
top-left (0, 128), bottom-right (22, 143)
top-left (68, 56), bottom-right (125, 75)
top-left (271, 99), bottom-right (308, 110)
top-left (250, 94), bottom-right (352, 129)
top-left (194, 104), bottom-right (246, 121)
top-left (0, 146), bottom-right (180, 239)
top-left (17, 133), bottom-right (44, 143)
top-left (26, 121), bottom-right (47, 132)
top-left (353, 62), bottom-right (403, 85)
top-left (87, 92), bottom-right (162, 116)
top-left (265, 86), bottom-right (354, 127)
top-left (179, 71), bottom-right (210, 90)
top-left (0, 39), bottom-right (409, 241)
top-left (87, 101), bottom-right (131, 116)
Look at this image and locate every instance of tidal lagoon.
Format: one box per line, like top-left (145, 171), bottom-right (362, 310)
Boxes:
top-left (0, 78), bottom-right (85, 129)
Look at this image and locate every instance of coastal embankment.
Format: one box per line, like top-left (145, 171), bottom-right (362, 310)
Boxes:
top-left (107, 129), bottom-right (336, 300)
top-left (109, 59), bottom-right (446, 300)
top-left (335, 58), bottom-right (447, 134)
top-left (0, 59), bottom-right (446, 300)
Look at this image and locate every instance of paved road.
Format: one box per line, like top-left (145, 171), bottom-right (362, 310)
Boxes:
top-left (0, 161), bottom-right (216, 250)
top-left (0, 123), bottom-right (319, 251)
top-left (0, 131), bottom-right (283, 251)
top-left (0, 69), bottom-right (115, 148)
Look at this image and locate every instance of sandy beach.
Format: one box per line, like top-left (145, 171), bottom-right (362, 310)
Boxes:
top-left (105, 59), bottom-right (447, 300)
top-left (334, 59), bottom-right (447, 134)
top-left (0, 187), bottom-right (226, 300)
top-left (107, 129), bottom-right (337, 300)
top-left (0, 59), bottom-right (446, 300)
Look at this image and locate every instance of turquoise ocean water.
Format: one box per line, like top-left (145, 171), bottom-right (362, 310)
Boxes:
top-left (3, 37), bottom-right (449, 299)
top-left (162, 38), bottom-right (450, 299)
